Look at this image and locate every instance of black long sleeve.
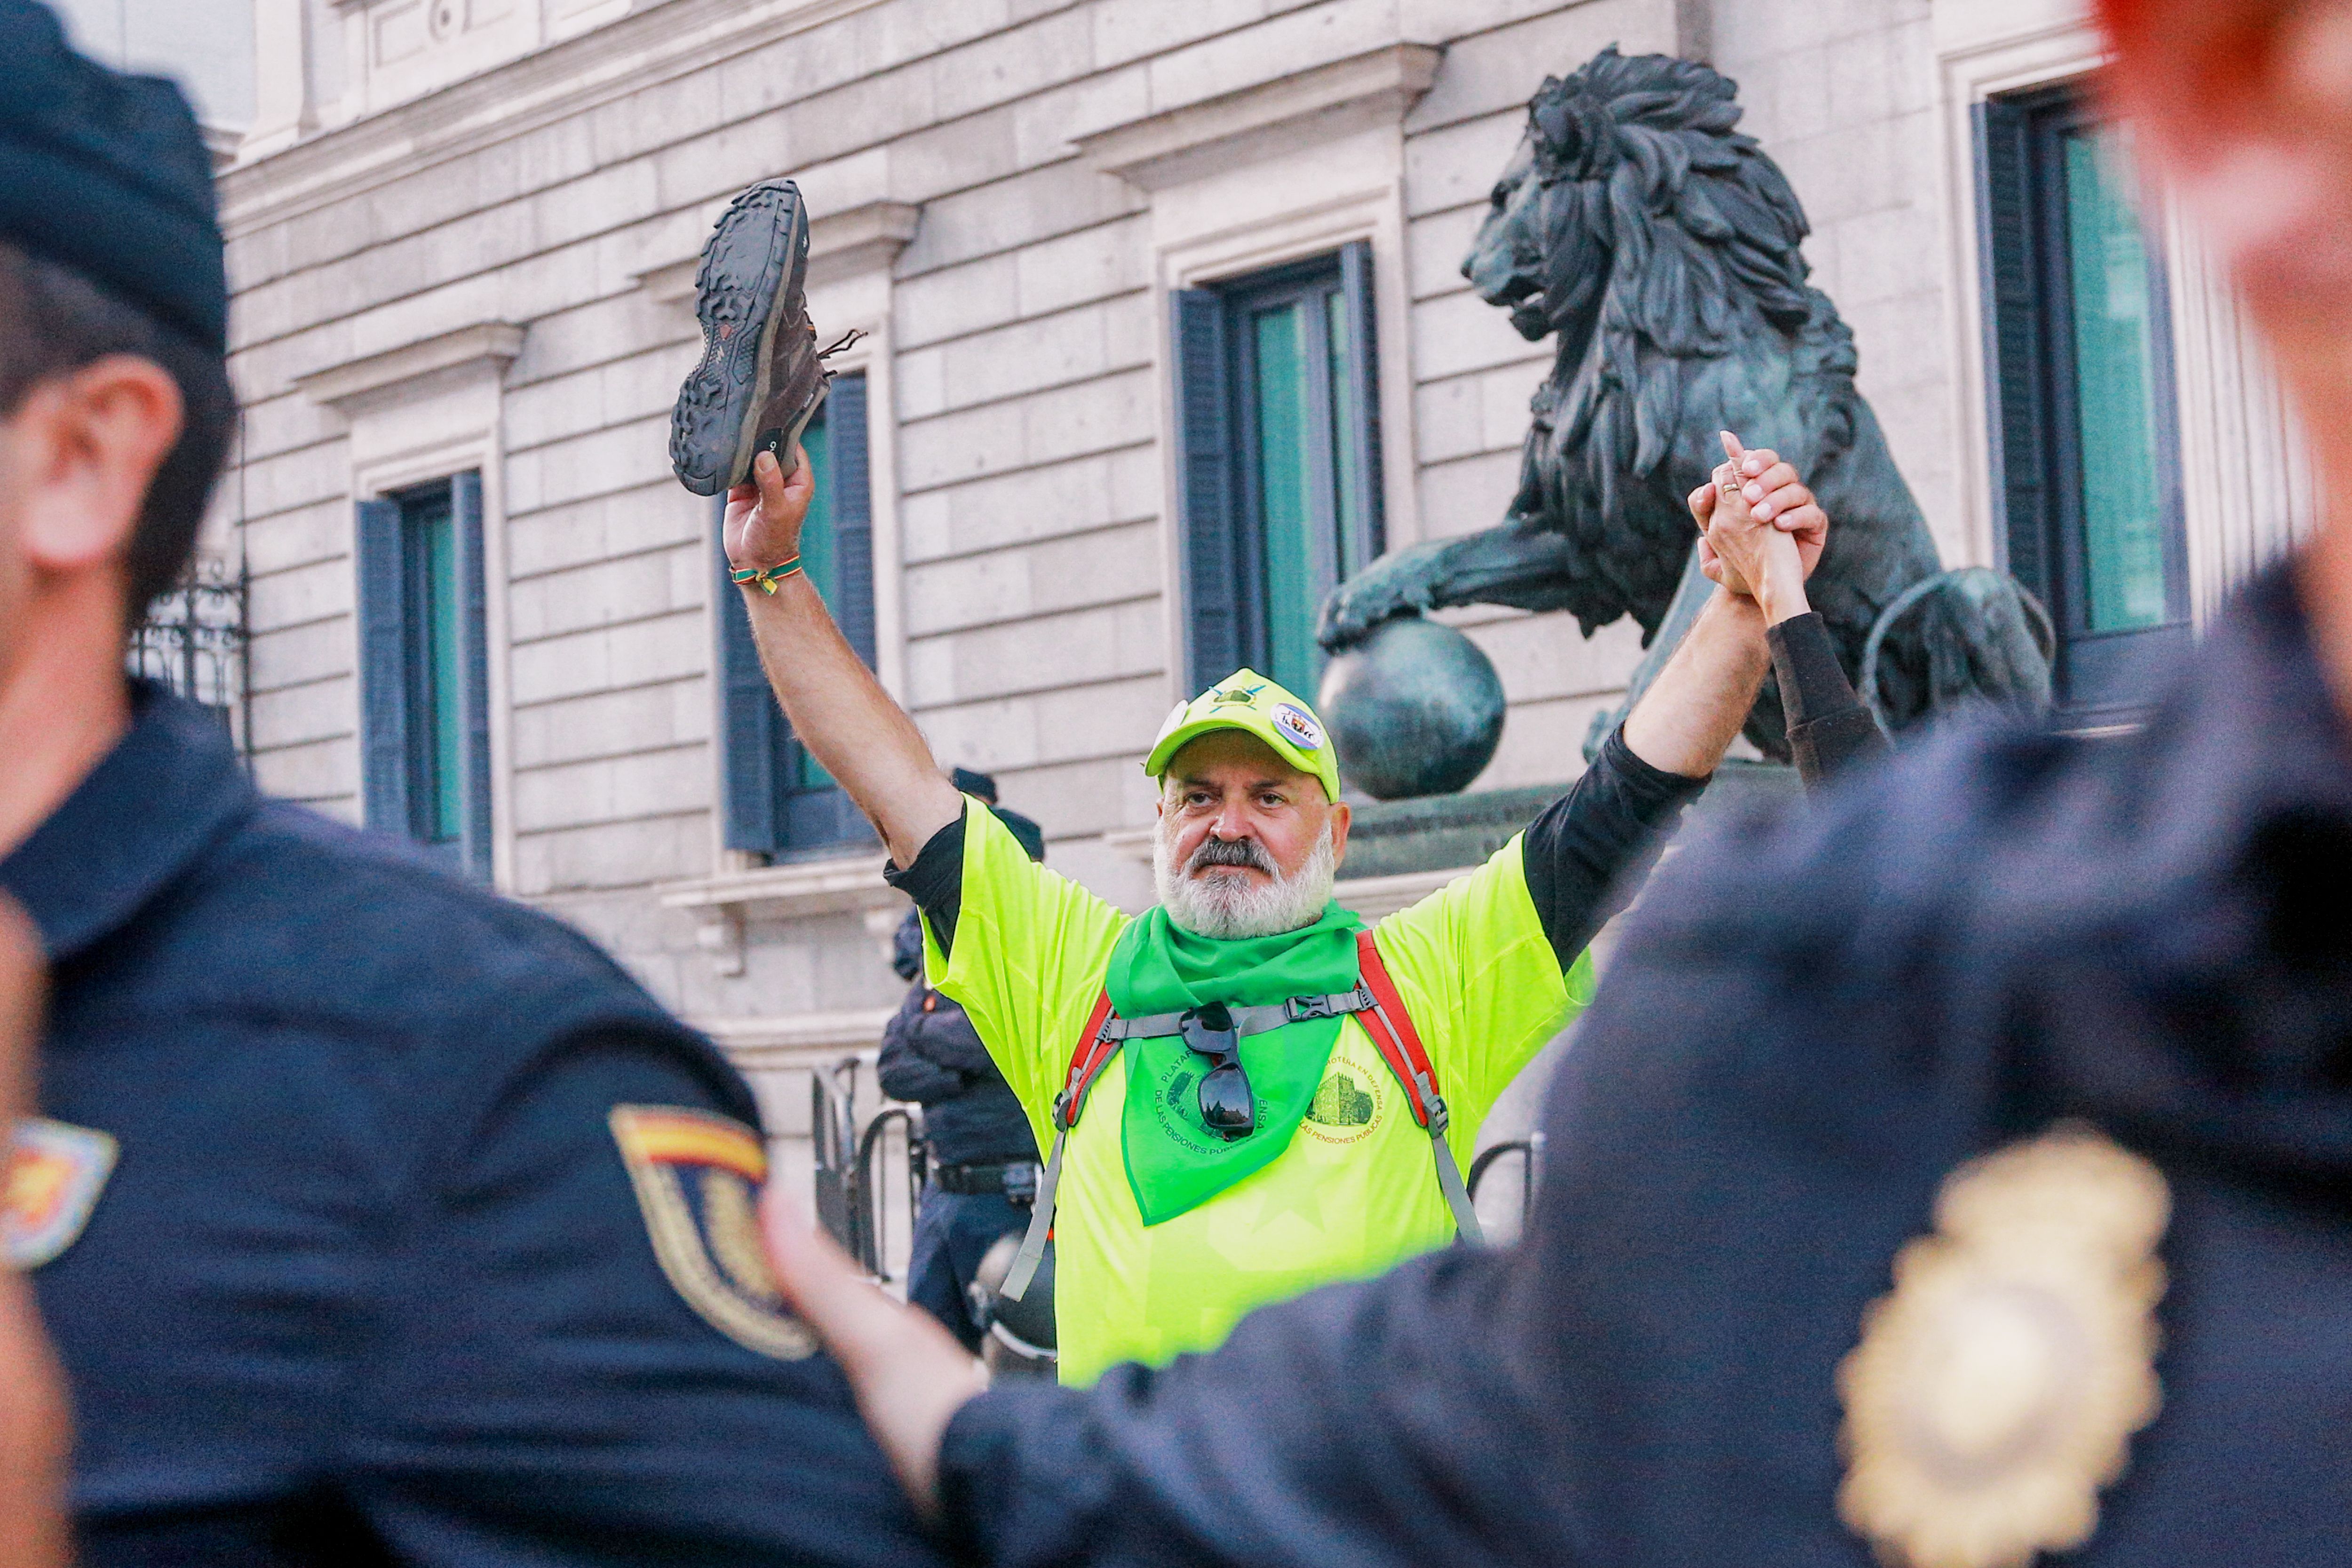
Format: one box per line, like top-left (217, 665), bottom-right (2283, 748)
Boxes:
top-left (1767, 612), bottom-right (1887, 790)
top-left (884, 812), bottom-right (967, 956)
top-left (1520, 724), bottom-right (1709, 967)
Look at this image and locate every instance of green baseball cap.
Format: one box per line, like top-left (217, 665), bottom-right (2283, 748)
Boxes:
top-left (1143, 669), bottom-right (1340, 802)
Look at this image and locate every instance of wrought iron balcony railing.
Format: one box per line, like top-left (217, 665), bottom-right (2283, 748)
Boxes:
top-left (127, 561), bottom-right (247, 750)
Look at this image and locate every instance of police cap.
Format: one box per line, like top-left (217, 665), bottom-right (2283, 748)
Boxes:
top-left (0, 0), bottom-right (227, 352)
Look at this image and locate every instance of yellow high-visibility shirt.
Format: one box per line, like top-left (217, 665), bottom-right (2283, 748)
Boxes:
top-left (928, 799), bottom-right (1592, 1386)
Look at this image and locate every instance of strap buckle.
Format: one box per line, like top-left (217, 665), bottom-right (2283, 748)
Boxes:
top-left (1287, 985), bottom-right (1373, 1022)
top-left (1050, 1087), bottom-right (1074, 1131)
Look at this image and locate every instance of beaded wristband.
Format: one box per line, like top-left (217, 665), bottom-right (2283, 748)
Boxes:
top-left (730, 556), bottom-right (803, 596)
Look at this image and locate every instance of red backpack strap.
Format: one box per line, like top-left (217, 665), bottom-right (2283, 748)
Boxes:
top-left (1057, 989), bottom-right (1121, 1131)
top-left (1353, 930), bottom-right (1440, 1127)
top-left (1353, 929), bottom-right (1485, 1245)
top-left (1004, 987), bottom-right (1119, 1303)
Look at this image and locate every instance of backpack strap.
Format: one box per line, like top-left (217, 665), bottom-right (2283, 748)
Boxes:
top-left (1352, 929), bottom-right (1485, 1245)
top-left (1097, 987), bottom-right (1369, 1043)
top-left (1006, 937), bottom-right (1485, 1302)
top-left (1002, 989), bottom-right (1117, 1302)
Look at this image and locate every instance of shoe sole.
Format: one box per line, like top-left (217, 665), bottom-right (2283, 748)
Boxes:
top-left (670, 183), bottom-right (815, 496)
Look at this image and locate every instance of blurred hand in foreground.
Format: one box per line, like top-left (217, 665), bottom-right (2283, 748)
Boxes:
top-left (761, 1186), bottom-right (987, 1519)
top-left (0, 896), bottom-right (71, 1568)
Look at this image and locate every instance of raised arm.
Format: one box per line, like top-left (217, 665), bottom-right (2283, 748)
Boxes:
top-left (1517, 586), bottom-right (1770, 966)
top-left (727, 448), bottom-right (962, 864)
top-left (1689, 434), bottom-right (1889, 789)
top-left (1617, 583), bottom-right (1772, 777)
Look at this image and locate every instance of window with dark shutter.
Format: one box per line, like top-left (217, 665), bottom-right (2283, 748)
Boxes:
top-left (712, 372), bottom-right (880, 860)
top-left (1979, 86), bottom-right (2189, 722)
top-left (354, 473), bottom-right (493, 880)
top-left (1171, 244), bottom-right (1384, 700)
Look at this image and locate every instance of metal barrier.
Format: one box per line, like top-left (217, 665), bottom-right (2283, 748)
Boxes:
top-left (851, 1106), bottom-right (928, 1281)
top-left (810, 1059), bottom-right (860, 1259)
top-left (808, 1056), bottom-right (931, 1281)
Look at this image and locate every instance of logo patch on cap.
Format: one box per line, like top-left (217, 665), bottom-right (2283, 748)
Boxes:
top-left (609, 1106), bottom-right (813, 1361)
top-left (4, 1118), bottom-right (118, 1269)
top-left (1272, 702), bottom-right (1324, 751)
top-left (1210, 683), bottom-right (1265, 708)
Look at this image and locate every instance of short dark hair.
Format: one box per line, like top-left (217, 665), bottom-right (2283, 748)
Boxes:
top-left (0, 239), bottom-right (235, 614)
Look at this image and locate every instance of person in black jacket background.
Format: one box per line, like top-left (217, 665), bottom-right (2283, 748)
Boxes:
top-left (879, 769), bottom-right (1046, 1353)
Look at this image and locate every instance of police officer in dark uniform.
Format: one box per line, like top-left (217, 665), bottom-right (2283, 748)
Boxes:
top-left (877, 770), bottom-right (1047, 1354)
top-left (766, 0), bottom-right (2352, 1542)
top-left (0, 8), bottom-right (948, 1562)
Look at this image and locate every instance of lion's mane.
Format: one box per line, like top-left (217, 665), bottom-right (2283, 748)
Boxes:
top-left (1494, 46), bottom-right (1866, 642)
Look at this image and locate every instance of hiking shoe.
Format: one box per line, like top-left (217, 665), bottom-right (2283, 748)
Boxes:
top-left (669, 179), bottom-right (828, 497)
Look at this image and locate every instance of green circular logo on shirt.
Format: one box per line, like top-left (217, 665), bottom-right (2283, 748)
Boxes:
top-left (1301, 1065), bottom-right (1384, 1145)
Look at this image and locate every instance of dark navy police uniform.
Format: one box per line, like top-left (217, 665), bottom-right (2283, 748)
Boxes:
top-left (3, 687), bottom-right (945, 1567)
top-left (934, 566), bottom-right (2352, 1568)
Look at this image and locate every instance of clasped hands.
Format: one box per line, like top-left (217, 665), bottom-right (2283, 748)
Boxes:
top-left (1687, 430), bottom-right (1827, 626)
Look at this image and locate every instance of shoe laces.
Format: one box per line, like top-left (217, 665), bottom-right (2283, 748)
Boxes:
top-left (818, 327), bottom-right (866, 359)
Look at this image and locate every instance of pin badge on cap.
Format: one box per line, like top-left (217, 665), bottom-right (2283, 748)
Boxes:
top-left (1272, 702), bottom-right (1323, 751)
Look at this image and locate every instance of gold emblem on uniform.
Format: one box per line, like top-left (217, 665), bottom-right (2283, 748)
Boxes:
top-left (1837, 1123), bottom-right (2168, 1568)
top-left (608, 1105), bottom-right (814, 1361)
top-left (4, 1118), bottom-right (119, 1268)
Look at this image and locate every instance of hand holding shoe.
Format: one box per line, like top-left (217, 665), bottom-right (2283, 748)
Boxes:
top-left (726, 446), bottom-right (817, 580)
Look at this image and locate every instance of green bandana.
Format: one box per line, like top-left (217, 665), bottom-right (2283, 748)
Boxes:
top-left (1106, 901), bottom-right (1364, 1226)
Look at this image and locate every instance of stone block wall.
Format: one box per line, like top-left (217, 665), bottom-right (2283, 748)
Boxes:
top-left (208, 0), bottom-right (2053, 1184)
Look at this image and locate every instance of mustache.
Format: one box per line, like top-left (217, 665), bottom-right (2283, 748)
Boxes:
top-left (1187, 836), bottom-right (1277, 876)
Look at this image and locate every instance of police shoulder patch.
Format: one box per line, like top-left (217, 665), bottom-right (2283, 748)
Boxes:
top-left (4, 1117), bottom-right (119, 1269)
top-left (608, 1105), bottom-right (814, 1361)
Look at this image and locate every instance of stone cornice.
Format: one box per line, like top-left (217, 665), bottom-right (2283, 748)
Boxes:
top-left (803, 199), bottom-right (922, 287)
top-left (217, 0), bottom-right (888, 238)
top-left (1078, 42), bottom-right (1444, 191)
top-left (658, 852), bottom-right (898, 917)
top-left (632, 200), bottom-right (922, 304)
top-left (294, 320), bottom-right (524, 412)
top-left (659, 851), bottom-right (902, 976)
top-left (695, 1007), bottom-right (898, 1065)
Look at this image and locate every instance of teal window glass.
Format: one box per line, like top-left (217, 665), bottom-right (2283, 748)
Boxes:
top-left (1980, 86), bottom-right (2186, 718)
top-left (792, 415), bottom-right (838, 793)
top-left (395, 484), bottom-right (471, 847)
top-left (712, 373), bottom-right (876, 859)
top-left (2063, 125), bottom-right (2169, 633)
top-left (1228, 261), bottom-right (1380, 698)
top-left (414, 501), bottom-right (465, 842)
top-left (1249, 300), bottom-right (1319, 694)
top-left (1172, 246), bottom-right (1380, 697)
top-left (358, 473), bottom-right (489, 878)
top-left (1327, 286), bottom-right (1368, 572)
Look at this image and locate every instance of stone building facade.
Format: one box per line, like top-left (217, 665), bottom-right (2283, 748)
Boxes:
top-left (206, 0), bottom-right (2312, 1223)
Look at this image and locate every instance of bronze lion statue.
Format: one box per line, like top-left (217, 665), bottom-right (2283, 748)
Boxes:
top-left (1319, 47), bottom-right (2050, 762)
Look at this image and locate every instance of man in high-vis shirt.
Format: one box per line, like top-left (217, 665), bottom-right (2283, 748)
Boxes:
top-left (720, 397), bottom-right (1842, 1385)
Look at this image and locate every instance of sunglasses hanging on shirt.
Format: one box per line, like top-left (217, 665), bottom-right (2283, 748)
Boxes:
top-left (1180, 1003), bottom-right (1255, 1140)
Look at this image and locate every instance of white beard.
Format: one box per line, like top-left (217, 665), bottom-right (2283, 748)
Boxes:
top-left (1153, 818), bottom-right (1337, 939)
